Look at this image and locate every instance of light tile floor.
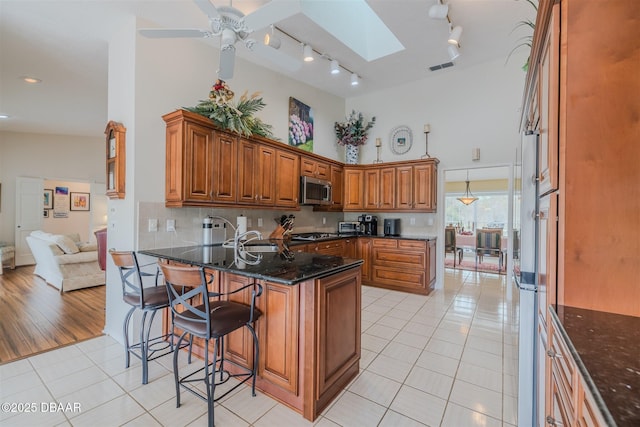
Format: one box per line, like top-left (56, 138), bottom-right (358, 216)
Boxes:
top-left (0, 268), bottom-right (519, 426)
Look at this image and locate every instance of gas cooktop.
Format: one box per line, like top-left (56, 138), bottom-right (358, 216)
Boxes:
top-left (291, 232), bottom-right (340, 241)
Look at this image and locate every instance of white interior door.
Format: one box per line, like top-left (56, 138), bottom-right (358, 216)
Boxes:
top-left (15, 177), bottom-right (44, 266)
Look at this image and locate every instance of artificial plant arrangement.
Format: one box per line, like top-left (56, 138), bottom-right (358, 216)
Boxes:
top-left (506, 0), bottom-right (538, 71)
top-left (185, 79), bottom-right (275, 138)
top-left (334, 110), bottom-right (376, 146)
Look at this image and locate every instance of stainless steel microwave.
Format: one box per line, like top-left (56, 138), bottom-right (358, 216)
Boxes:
top-left (300, 176), bottom-right (332, 205)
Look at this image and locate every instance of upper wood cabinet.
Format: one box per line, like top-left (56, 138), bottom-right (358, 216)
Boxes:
top-left (105, 121), bottom-right (126, 199)
top-left (343, 168), bottom-right (365, 211)
top-left (163, 109), bottom-right (298, 209)
top-left (274, 149), bottom-right (300, 208)
top-left (344, 159), bottom-right (438, 212)
top-left (301, 156), bottom-right (330, 180)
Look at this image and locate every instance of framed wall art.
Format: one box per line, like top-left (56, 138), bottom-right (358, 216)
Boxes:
top-left (44, 189), bottom-right (53, 209)
top-left (288, 97), bottom-right (314, 152)
top-left (70, 192), bottom-right (90, 211)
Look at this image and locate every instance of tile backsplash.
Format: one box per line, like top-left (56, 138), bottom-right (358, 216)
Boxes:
top-left (137, 202), bottom-right (437, 250)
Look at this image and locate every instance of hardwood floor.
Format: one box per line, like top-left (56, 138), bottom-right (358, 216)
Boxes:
top-left (0, 266), bottom-right (105, 364)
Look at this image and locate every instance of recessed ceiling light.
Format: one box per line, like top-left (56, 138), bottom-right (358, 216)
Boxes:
top-left (22, 76), bottom-right (42, 84)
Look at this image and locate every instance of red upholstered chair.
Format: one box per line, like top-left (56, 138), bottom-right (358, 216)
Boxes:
top-left (94, 228), bottom-right (107, 271)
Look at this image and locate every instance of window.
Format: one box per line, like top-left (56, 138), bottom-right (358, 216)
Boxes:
top-left (445, 192), bottom-right (509, 235)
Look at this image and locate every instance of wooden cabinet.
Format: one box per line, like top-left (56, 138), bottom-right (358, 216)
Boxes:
top-left (344, 160), bottom-right (438, 213)
top-left (356, 237), bottom-right (372, 282)
top-left (368, 238), bottom-right (433, 295)
top-left (523, 2), bottom-right (640, 422)
top-left (312, 239), bottom-right (345, 257)
top-left (238, 139), bottom-right (276, 206)
top-left (212, 130), bottom-right (238, 204)
top-left (364, 167), bottom-right (395, 210)
top-left (301, 156), bottom-right (330, 180)
top-left (329, 164), bottom-right (344, 209)
top-left (396, 163), bottom-right (437, 212)
top-left (343, 237), bottom-right (356, 258)
top-left (343, 167), bottom-right (365, 211)
top-left (274, 149), bottom-right (300, 208)
top-left (164, 110), bottom-right (299, 209)
top-left (546, 309), bottom-right (608, 427)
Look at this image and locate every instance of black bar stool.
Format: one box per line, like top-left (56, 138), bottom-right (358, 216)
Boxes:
top-left (110, 250), bottom-right (187, 384)
top-left (159, 263), bottom-right (262, 427)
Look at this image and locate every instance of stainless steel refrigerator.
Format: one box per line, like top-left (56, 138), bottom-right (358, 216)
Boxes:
top-left (514, 130), bottom-right (539, 427)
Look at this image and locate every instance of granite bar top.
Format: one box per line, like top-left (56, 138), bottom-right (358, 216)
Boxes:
top-left (552, 305), bottom-right (640, 427)
top-left (139, 245), bottom-right (363, 286)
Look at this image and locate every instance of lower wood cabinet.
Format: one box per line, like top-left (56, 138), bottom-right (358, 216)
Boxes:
top-left (546, 309), bottom-right (608, 427)
top-left (360, 238), bottom-right (435, 295)
top-left (164, 267), bottom-right (361, 422)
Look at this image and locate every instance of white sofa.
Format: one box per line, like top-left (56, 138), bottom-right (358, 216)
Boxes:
top-left (25, 231), bottom-right (105, 292)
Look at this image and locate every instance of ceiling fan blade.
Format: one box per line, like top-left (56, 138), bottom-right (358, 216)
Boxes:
top-left (139, 29), bottom-right (212, 38)
top-left (218, 45), bottom-right (236, 80)
top-left (193, 0), bottom-right (221, 19)
top-left (243, 0), bottom-right (302, 31)
top-left (248, 41), bottom-right (303, 73)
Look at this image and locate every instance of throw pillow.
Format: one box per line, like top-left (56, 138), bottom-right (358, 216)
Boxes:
top-left (52, 235), bottom-right (80, 254)
top-left (77, 242), bottom-right (98, 252)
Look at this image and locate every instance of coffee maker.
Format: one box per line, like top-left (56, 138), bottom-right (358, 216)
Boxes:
top-left (358, 214), bottom-right (378, 236)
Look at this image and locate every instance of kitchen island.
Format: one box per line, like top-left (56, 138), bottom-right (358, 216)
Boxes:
top-left (139, 245), bottom-right (363, 422)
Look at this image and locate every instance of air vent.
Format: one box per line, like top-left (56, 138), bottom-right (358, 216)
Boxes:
top-left (428, 62), bottom-right (454, 72)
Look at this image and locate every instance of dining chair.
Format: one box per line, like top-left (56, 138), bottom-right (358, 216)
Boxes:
top-left (444, 227), bottom-right (462, 266)
top-left (476, 229), bottom-right (504, 272)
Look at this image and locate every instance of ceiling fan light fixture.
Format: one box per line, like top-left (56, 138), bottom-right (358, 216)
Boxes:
top-left (330, 59), bottom-right (340, 74)
top-left (428, 3), bottom-right (449, 19)
top-left (303, 44), bottom-right (314, 62)
top-left (350, 73), bottom-right (359, 86)
top-left (448, 45), bottom-right (460, 60)
top-left (448, 25), bottom-right (463, 45)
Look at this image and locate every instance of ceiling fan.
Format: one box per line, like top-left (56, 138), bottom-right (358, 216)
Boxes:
top-left (139, 0), bottom-right (303, 79)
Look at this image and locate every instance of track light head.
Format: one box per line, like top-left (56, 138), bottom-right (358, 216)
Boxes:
top-left (448, 25), bottom-right (463, 45)
top-left (350, 73), bottom-right (359, 86)
top-left (428, 3), bottom-right (449, 19)
top-left (330, 60), bottom-right (340, 74)
top-left (303, 44), bottom-right (314, 62)
top-left (448, 45), bottom-right (460, 60)
top-left (264, 27), bottom-right (281, 49)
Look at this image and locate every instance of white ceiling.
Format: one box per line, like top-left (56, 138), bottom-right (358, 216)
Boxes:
top-left (0, 0), bottom-right (535, 137)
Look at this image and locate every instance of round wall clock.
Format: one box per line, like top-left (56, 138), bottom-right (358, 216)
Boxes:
top-left (389, 125), bottom-right (413, 155)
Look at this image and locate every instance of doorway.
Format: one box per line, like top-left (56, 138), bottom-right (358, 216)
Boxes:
top-left (443, 166), bottom-right (512, 274)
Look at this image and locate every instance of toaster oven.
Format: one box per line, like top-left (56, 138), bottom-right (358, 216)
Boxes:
top-left (338, 221), bottom-right (361, 235)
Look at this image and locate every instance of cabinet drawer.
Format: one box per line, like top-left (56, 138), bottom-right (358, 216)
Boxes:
top-left (398, 240), bottom-right (426, 250)
top-left (372, 238), bottom-right (397, 248)
top-left (549, 369), bottom-right (574, 427)
top-left (372, 266), bottom-right (425, 291)
top-left (373, 249), bottom-right (426, 269)
top-left (551, 328), bottom-right (575, 399)
top-left (579, 383), bottom-right (607, 427)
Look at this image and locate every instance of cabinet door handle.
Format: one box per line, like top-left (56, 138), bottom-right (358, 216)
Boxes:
top-left (546, 415), bottom-right (563, 426)
top-left (547, 349), bottom-right (563, 359)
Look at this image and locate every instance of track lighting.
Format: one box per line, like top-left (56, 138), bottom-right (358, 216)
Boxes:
top-left (448, 25), bottom-right (463, 45)
top-left (303, 44), bottom-right (314, 62)
top-left (428, 3), bottom-right (449, 19)
top-left (264, 25), bottom-right (281, 49)
top-left (350, 73), bottom-right (359, 86)
top-left (448, 45), bottom-right (460, 60)
top-left (330, 59), bottom-right (340, 75)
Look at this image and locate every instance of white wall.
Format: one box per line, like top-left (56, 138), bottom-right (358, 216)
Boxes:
top-left (0, 131), bottom-right (103, 242)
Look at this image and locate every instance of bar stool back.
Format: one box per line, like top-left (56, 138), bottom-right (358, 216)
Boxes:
top-left (159, 263), bottom-right (262, 427)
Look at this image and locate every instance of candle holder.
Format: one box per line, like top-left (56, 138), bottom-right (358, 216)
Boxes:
top-left (421, 128), bottom-right (431, 159)
top-left (373, 137), bottom-right (383, 163)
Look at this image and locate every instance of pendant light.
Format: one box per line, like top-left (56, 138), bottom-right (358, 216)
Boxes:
top-left (457, 170), bottom-right (478, 205)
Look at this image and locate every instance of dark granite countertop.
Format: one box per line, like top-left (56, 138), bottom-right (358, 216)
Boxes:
top-left (290, 234), bottom-right (437, 244)
top-left (552, 305), bottom-right (640, 427)
top-left (139, 245), bottom-right (363, 286)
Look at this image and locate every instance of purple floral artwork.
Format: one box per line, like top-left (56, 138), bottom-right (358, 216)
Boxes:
top-left (288, 97), bottom-right (313, 152)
